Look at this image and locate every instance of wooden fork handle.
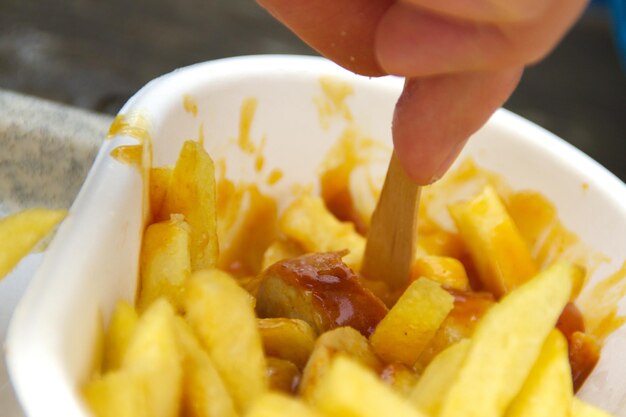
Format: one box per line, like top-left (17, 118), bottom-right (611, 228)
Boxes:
top-left (361, 153), bottom-right (420, 290)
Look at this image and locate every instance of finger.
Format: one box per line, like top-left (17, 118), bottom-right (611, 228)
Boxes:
top-left (392, 68), bottom-right (523, 184)
top-left (256, 0), bottom-right (393, 76)
top-left (400, 0), bottom-right (550, 24)
top-left (376, 0), bottom-right (587, 77)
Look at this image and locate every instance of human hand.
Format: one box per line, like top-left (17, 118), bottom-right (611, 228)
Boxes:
top-left (257, 0), bottom-right (588, 184)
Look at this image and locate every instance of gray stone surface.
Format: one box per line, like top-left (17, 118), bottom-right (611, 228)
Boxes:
top-left (0, 89), bottom-right (111, 216)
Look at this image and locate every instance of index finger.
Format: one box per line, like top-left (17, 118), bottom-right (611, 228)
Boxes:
top-left (393, 68), bottom-right (522, 184)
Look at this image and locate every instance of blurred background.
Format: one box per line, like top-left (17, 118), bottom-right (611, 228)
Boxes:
top-left (1, 0), bottom-right (625, 180)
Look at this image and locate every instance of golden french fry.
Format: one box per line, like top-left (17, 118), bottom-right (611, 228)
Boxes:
top-left (415, 229), bottom-right (466, 259)
top-left (217, 182), bottom-right (277, 276)
top-left (308, 356), bottom-right (427, 417)
top-left (0, 208), bottom-right (66, 279)
top-left (260, 239), bottom-right (303, 271)
top-left (258, 318), bottom-right (316, 370)
top-left (370, 278), bottom-right (454, 366)
top-left (571, 398), bottom-right (614, 417)
top-left (103, 300), bottom-right (138, 372)
top-left (82, 370), bottom-right (147, 417)
top-left (161, 140), bottom-right (218, 270)
top-left (505, 330), bottom-right (572, 417)
top-left (173, 316), bottom-right (237, 417)
top-left (246, 392), bottom-right (323, 417)
top-left (279, 195), bottom-right (364, 270)
top-left (379, 363), bottom-right (419, 397)
top-left (122, 299), bottom-right (182, 417)
top-left (449, 186), bottom-right (537, 296)
top-left (409, 339), bottom-right (470, 415)
top-left (300, 326), bottom-right (381, 401)
top-left (138, 215), bottom-right (191, 312)
top-left (413, 290), bottom-right (494, 372)
top-left (150, 167), bottom-right (172, 221)
top-left (184, 269), bottom-right (267, 413)
top-left (438, 262), bottom-right (580, 417)
top-left (411, 255), bottom-right (469, 291)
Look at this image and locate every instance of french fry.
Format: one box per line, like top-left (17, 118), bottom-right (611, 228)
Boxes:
top-left (0, 208), bottom-right (66, 279)
top-left (571, 398), bottom-right (614, 417)
top-left (438, 262), bottom-right (581, 417)
top-left (184, 269), bottom-right (267, 413)
top-left (137, 215), bottom-right (191, 312)
top-left (348, 164), bottom-right (382, 233)
top-left (246, 392), bottom-right (323, 417)
top-left (379, 363), bottom-right (419, 397)
top-left (409, 339), bottom-right (470, 415)
top-left (505, 330), bottom-right (572, 417)
top-left (261, 239), bottom-right (303, 271)
top-left (410, 255), bottom-right (469, 291)
top-left (103, 300), bottom-right (138, 372)
top-left (82, 371), bottom-right (147, 417)
top-left (308, 356), bottom-right (427, 417)
top-left (415, 229), bottom-right (466, 259)
top-left (150, 167), bottom-right (172, 221)
top-left (217, 182), bottom-right (277, 276)
top-left (161, 140), bottom-right (218, 270)
top-left (300, 327), bottom-right (381, 401)
top-left (449, 186), bottom-right (537, 296)
top-left (173, 316), bottom-right (237, 417)
top-left (258, 318), bottom-right (316, 370)
top-left (122, 299), bottom-right (182, 417)
top-left (414, 290), bottom-right (494, 372)
top-left (370, 278), bottom-right (454, 366)
top-left (279, 195), bottom-right (364, 270)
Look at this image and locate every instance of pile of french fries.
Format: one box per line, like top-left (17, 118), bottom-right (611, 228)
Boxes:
top-left (83, 139), bottom-right (612, 417)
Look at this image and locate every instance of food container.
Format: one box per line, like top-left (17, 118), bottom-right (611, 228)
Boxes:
top-left (6, 55), bottom-right (626, 417)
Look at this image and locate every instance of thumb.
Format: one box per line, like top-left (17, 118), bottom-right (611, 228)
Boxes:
top-left (392, 68), bottom-right (523, 184)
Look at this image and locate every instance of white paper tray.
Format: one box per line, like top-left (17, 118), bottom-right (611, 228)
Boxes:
top-left (0, 88), bottom-right (110, 417)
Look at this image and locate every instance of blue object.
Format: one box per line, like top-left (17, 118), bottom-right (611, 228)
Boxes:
top-left (609, 0), bottom-right (626, 68)
top-left (592, 0), bottom-right (626, 68)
